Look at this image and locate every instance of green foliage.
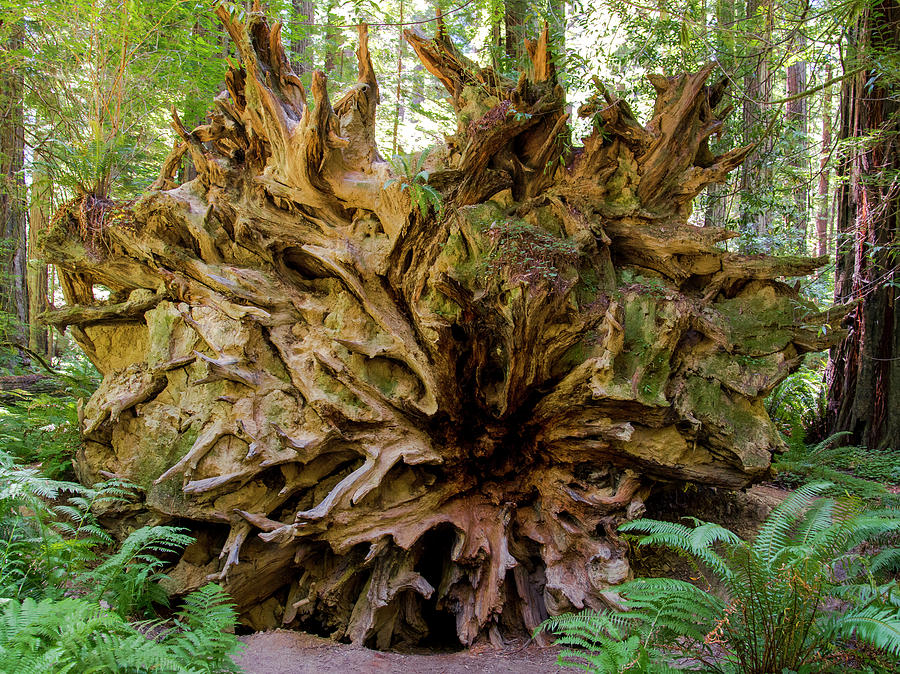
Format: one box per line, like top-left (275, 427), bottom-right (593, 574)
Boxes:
top-left (384, 146), bottom-right (443, 218)
top-left (484, 219), bottom-right (578, 294)
top-left (164, 583), bottom-right (243, 672)
top-left (0, 394), bottom-right (80, 478)
top-left (838, 445), bottom-right (900, 485)
top-left (0, 450), bottom-right (114, 600)
top-left (0, 446), bottom-right (192, 616)
top-left (0, 585), bottom-right (242, 673)
top-left (82, 525), bottom-right (194, 619)
top-left (0, 353), bottom-right (98, 478)
top-left (0, 595), bottom-right (178, 673)
top-left (774, 431), bottom-right (900, 499)
top-left (0, 447), bottom-right (242, 671)
top-left (541, 483), bottom-right (900, 673)
top-left (537, 603), bottom-right (684, 673)
top-left (765, 359), bottom-right (827, 438)
top-left (0, 0), bottom-right (228, 200)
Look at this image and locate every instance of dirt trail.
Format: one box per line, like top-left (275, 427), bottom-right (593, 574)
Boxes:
top-left (234, 631), bottom-right (566, 673)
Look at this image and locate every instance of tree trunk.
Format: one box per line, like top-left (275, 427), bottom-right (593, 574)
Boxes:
top-left (291, 0), bottom-right (314, 74)
top-left (739, 0), bottom-right (774, 248)
top-left (42, 8), bottom-right (849, 645)
top-left (489, 0), bottom-right (503, 71)
top-left (323, 0), bottom-right (338, 75)
top-left (786, 41), bottom-right (808, 254)
top-left (826, 0), bottom-right (899, 451)
top-left (704, 0), bottom-right (735, 229)
top-left (815, 63), bottom-right (833, 258)
top-left (0, 26), bottom-right (27, 350)
top-left (504, 0), bottom-right (528, 61)
top-left (27, 170), bottom-right (51, 356)
top-left (0, 373), bottom-right (66, 404)
top-left (391, 0), bottom-right (404, 156)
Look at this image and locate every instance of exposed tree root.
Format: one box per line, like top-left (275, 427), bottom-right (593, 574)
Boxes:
top-left (42, 3), bottom-right (848, 647)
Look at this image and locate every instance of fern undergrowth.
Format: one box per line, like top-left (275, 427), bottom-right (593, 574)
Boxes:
top-left (538, 482), bottom-right (900, 673)
top-left (0, 447), bottom-right (243, 672)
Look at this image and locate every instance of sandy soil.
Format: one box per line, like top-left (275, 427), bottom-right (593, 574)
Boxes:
top-left (234, 631), bottom-right (566, 673)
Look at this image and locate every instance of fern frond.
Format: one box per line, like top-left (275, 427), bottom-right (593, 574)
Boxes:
top-left (620, 518), bottom-right (735, 582)
top-left (163, 584), bottom-right (242, 672)
top-left (82, 525), bottom-right (193, 617)
top-left (753, 481), bottom-right (832, 563)
top-left (827, 606), bottom-right (900, 657)
top-left (869, 548), bottom-right (900, 575)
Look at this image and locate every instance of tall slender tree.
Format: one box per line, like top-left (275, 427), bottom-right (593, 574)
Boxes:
top-left (786, 37), bottom-right (808, 253)
top-left (815, 62), bottom-right (833, 257)
top-left (0, 23), bottom-right (27, 349)
top-left (739, 0), bottom-right (775, 249)
top-left (27, 169), bottom-right (50, 356)
top-left (504, 0), bottom-right (528, 61)
top-left (705, 0), bottom-right (736, 228)
top-left (826, 0), bottom-right (899, 450)
top-left (291, 0), bottom-right (315, 74)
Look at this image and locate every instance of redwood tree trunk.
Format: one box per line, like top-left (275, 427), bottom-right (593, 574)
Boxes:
top-left (504, 0), bottom-right (528, 61)
top-left (815, 63), bottom-right (833, 258)
top-left (42, 6), bottom-right (849, 646)
top-left (27, 170), bottom-right (51, 356)
top-left (1, 25), bottom-right (27, 349)
top-left (786, 43), bottom-right (808, 254)
top-left (291, 0), bottom-right (314, 74)
top-left (826, 0), bottom-right (899, 451)
top-left (704, 0), bottom-right (736, 229)
top-left (739, 0), bottom-right (774, 247)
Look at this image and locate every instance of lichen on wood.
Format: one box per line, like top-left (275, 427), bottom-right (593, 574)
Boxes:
top-left (41, 3), bottom-right (849, 647)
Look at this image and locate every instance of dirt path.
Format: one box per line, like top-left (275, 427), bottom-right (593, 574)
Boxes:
top-left (234, 631), bottom-right (566, 674)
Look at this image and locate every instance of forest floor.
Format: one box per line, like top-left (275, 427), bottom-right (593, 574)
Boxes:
top-left (232, 484), bottom-right (789, 673)
top-left (234, 631), bottom-right (564, 673)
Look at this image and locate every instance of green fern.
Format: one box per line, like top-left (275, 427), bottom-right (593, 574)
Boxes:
top-left (163, 583), bottom-right (243, 673)
top-left (773, 431), bottom-right (890, 499)
top-left (0, 450), bottom-right (241, 671)
top-left (0, 451), bottom-right (137, 601)
top-left (384, 146), bottom-right (443, 218)
top-left (764, 357), bottom-right (827, 436)
top-left (0, 586), bottom-right (242, 673)
top-left (829, 606), bottom-right (900, 657)
top-left (82, 525), bottom-right (194, 618)
top-left (616, 483), bottom-right (900, 673)
top-left (0, 452), bottom-right (87, 599)
top-left (537, 609), bottom-right (680, 673)
top-left (542, 483), bottom-right (900, 673)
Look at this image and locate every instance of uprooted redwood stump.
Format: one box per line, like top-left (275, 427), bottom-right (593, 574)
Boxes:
top-left (41, 5), bottom-right (850, 648)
